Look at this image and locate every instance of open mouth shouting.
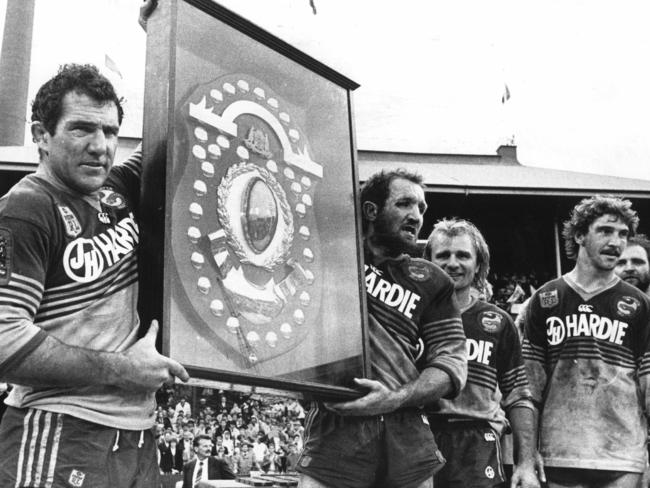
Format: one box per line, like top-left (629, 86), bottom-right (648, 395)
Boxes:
top-left (401, 223), bottom-right (419, 241)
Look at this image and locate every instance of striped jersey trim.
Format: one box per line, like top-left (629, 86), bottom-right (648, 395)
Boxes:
top-left (0, 273), bottom-right (44, 318)
top-left (40, 251), bottom-right (137, 299)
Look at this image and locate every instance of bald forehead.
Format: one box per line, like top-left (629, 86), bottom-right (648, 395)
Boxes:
top-left (386, 177), bottom-right (427, 209)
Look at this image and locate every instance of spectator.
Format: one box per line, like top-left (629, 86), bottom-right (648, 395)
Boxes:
top-left (235, 442), bottom-right (255, 476)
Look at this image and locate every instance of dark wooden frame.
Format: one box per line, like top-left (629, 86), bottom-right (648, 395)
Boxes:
top-left (140, 0), bottom-right (367, 399)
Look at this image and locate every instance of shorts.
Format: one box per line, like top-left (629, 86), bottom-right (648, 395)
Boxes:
top-left (296, 405), bottom-right (444, 488)
top-left (0, 407), bottom-right (159, 488)
top-left (430, 419), bottom-right (505, 488)
top-left (545, 467), bottom-right (643, 488)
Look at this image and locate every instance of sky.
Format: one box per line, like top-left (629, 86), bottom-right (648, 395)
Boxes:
top-left (2, 0), bottom-right (649, 180)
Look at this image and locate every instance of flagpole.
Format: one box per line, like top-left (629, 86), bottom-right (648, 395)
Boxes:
top-left (553, 220), bottom-right (562, 278)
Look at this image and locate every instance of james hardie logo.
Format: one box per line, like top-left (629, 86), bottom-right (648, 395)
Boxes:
top-left (546, 314), bottom-right (628, 346)
top-left (578, 304), bottom-right (593, 313)
top-left (62, 214), bottom-right (138, 283)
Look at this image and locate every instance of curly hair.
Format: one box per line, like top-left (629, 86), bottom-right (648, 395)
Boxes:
top-left (562, 194), bottom-right (638, 260)
top-left (424, 218), bottom-right (491, 295)
top-left (360, 169), bottom-right (424, 232)
top-left (31, 63), bottom-right (124, 136)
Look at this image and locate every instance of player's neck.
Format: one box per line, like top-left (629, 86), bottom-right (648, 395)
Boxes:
top-left (454, 286), bottom-right (474, 311)
top-left (568, 261), bottom-right (618, 293)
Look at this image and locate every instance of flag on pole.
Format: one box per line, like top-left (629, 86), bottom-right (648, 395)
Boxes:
top-left (501, 83), bottom-right (510, 104)
top-left (104, 54), bottom-right (123, 79)
top-left (309, 0), bottom-right (317, 14)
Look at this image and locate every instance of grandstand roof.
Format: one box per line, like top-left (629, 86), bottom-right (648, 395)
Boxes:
top-left (3, 142), bottom-right (648, 198)
top-left (358, 146), bottom-right (650, 198)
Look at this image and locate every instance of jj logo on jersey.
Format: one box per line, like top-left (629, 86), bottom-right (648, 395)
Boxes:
top-left (63, 214), bottom-right (139, 283)
top-left (546, 313), bottom-right (628, 346)
top-left (365, 265), bottom-right (421, 319)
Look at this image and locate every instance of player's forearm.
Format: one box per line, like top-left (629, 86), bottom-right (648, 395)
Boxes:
top-left (509, 405), bottom-right (538, 466)
top-left (392, 367), bottom-right (454, 409)
top-left (1, 334), bottom-right (129, 388)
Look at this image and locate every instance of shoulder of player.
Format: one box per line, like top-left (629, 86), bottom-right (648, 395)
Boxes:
top-left (465, 299), bottom-right (515, 336)
top-left (0, 175), bottom-right (58, 228)
top-left (397, 255), bottom-right (453, 286)
top-left (468, 299), bottom-right (510, 318)
top-left (614, 279), bottom-right (650, 312)
top-left (527, 277), bottom-right (565, 307)
top-left (533, 276), bottom-right (564, 294)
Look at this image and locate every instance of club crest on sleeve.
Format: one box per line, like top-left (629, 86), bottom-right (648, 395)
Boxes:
top-left (99, 187), bottom-right (127, 209)
top-left (479, 311), bottom-right (503, 333)
top-left (0, 228), bottom-right (13, 285)
top-left (616, 295), bottom-right (640, 318)
top-left (539, 289), bottom-right (559, 309)
top-left (57, 205), bottom-right (81, 238)
top-left (406, 261), bottom-right (432, 282)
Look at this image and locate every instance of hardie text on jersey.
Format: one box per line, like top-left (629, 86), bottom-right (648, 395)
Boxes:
top-left (62, 213), bottom-right (139, 283)
top-left (546, 313), bottom-right (628, 346)
top-left (365, 265), bottom-right (420, 319)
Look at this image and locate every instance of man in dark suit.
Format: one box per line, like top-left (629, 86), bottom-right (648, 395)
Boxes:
top-left (158, 432), bottom-right (174, 474)
top-left (182, 434), bottom-right (235, 488)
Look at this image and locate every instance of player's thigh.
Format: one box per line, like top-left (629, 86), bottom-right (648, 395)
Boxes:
top-left (412, 476), bottom-right (433, 488)
top-left (299, 473), bottom-right (334, 488)
top-left (602, 472), bottom-right (643, 488)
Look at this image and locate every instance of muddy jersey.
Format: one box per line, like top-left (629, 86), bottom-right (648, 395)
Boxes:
top-left (0, 150), bottom-right (155, 430)
top-left (365, 251), bottom-right (467, 395)
top-left (522, 275), bottom-right (650, 472)
top-left (427, 299), bottom-right (533, 433)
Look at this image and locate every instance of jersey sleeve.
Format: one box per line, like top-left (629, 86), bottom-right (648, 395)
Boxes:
top-left (634, 295), bottom-right (650, 418)
top-left (521, 292), bottom-right (547, 408)
top-left (106, 144), bottom-right (142, 200)
top-left (419, 277), bottom-right (467, 397)
top-left (497, 312), bottom-right (534, 411)
top-left (0, 218), bottom-right (48, 375)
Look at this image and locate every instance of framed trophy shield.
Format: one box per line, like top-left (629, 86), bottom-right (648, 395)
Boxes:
top-left (140, 0), bottom-right (368, 399)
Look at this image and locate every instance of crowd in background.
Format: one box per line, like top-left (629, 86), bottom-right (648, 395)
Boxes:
top-left (154, 385), bottom-right (307, 476)
top-left (488, 271), bottom-right (552, 313)
top-left (150, 270), bottom-right (544, 478)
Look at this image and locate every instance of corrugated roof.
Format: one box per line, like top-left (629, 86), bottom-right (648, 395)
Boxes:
top-left (358, 149), bottom-right (650, 197)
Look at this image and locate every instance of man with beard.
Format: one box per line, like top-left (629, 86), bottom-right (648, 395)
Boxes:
top-left (615, 234), bottom-right (650, 296)
top-left (522, 195), bottom-right (650, 488)
top-left (297, 169), bottom-right (467, 488)
top-left (424, 218), bottom-right (540, 488)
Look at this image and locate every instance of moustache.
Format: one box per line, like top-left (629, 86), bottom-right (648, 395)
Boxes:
top-left (601, 247), bottom-right (621, 257)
